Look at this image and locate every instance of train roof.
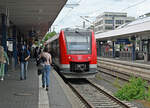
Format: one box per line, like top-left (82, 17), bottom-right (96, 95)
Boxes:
top-left (96, 16), bottom-right (150, 40)
top-left (45, 34), bottom-right (59, 44)
top-left (62, 28), bottom-right (92, 32)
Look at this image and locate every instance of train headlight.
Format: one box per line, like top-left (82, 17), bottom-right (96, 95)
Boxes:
top-left (68, 56), bottom-right (71, 59)
top-left (86, 56), bottom-right (91, 60)
top-left (88, 57), bottom-right (91, 59)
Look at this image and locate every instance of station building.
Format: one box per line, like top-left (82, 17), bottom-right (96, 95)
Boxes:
top-left (96, 15), bottom-right (150, 62)
top-left (94, 12), bottom-right (135, 34)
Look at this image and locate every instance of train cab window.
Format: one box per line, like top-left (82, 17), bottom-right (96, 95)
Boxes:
top-left (64, 32), bottom-right (92, 54)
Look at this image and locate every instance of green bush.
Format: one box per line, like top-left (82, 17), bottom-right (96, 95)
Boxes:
top-left (114, 77), bottom-right (147, 101)
top-left (146, 86), bottom-right (150, 101)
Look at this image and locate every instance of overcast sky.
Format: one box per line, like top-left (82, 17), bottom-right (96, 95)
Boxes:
top-left (52, 0), bottom-right (150, 32)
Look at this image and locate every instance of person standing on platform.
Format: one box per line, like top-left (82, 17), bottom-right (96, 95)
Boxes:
top-left (40, 47), bottom-right (52, 91)
top-left (18, 44), bottom-right (30, 80)
top-left (0, 45), bottom-right (9, 81)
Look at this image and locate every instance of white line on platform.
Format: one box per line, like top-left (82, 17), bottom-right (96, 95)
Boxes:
top-left (38, 75), bottom-right (50, 108)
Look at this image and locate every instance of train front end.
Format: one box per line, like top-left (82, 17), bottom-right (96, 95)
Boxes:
top-left (59, 29), bottom-right (97, 78)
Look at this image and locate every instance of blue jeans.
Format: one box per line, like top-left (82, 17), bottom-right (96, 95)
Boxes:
top-left (20, 61), bottom-right (28, 79)
top-left (42, 65), bottom-right (50, 87)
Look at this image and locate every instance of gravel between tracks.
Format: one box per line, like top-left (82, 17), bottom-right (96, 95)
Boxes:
top-left (89, 72), bottom-right (146, 108)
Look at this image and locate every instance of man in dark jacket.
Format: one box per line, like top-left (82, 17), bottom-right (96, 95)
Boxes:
top-left (18, 44), bottom-right (30, 80)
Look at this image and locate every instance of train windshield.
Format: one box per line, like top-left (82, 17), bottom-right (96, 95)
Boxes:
top-left (65, 31), bottom-right (92, 54)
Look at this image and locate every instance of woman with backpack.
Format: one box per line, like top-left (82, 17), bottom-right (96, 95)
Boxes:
top-left (18, 44), bottom-right (30, 80)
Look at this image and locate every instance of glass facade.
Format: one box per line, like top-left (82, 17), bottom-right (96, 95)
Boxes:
top-left (116, 20), bottom-right (124, 24)
top-left (105, 20), bottom-right (113, 24)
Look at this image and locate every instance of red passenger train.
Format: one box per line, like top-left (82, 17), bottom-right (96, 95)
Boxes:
top-left (46, 28), bottom-right (97, 78)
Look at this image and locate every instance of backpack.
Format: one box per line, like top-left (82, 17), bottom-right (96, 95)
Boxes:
top-left (18, 49), bottom-right (29, 62)
top-left (37, 56), bottom-right (47, 75)
top-left (24, 49), bottom-right (29, 59)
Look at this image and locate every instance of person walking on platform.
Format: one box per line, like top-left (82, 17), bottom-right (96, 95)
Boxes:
top-left (40, 47), bottom-right (52, 91)
top-left (18, 44), bottom-right (30, 80)
top-left (0, 45), bottom-right (9, 81)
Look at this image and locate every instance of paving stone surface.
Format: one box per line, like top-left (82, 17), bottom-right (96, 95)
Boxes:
top-left (48, 69), bottom-right (72, 108)
top-left (0, 61), bottom-right (39, 108)
top-left (0, 60), bottom-right (73, 108)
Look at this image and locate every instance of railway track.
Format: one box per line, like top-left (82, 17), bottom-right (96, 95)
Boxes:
top-left (97, 58), bottom-right (150, 83)
top-left (67, 79), bottom-right (134, 108)
top-left (97, 58), bottom-right (150, 69)
top-left (98, 65), bottom-right (130, 82)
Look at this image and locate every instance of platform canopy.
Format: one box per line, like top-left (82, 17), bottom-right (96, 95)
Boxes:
top-left (96, 17), bottom-right (150, 40)
top-left (0, 0), bottom-right (67, 36)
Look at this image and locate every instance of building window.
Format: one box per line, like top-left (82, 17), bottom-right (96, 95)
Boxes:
top-left (94, 27), bottom-right (98, 32)
top-left (98, 26), bottom-right (103, 31)
top-left (105, 20), bottom-right (113, 24)
top-left (125, 20), bottom-right (132, 23)
top-left (99, 20), bottom-right (103, 25)
top-left (95, 20), bottom-right (103, 26)
top-left (115, 15), bottom-right (126, 17)
top-left (105, 14), bottom-right (126, 17)
top-left (105, 26), bottom-right (113, 30)
top-left (115, 20), bottom-right (124, 24)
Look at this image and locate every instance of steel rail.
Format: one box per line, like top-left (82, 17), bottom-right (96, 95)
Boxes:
top-left (97, 58), bottom-right (150, 70)
top-left (68, 79), bottom-right (131, 108)
top-left (97, 60), bottom-right (150, 83)
top-left (97, 66), bottom-right (149, 89)
top-left (67, 82), bottom-right (95, 108)
top-left (97, 66), bottom-right (130, 82)
top-left (98, 60), bottom-right (150, 77)
top-left (87, 79), bottom-right (131, 108)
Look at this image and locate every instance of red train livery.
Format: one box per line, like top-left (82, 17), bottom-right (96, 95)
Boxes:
top-left (46, 28), bottom-right (97, 78)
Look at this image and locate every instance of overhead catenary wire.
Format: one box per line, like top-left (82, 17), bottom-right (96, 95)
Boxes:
top-left (58, 8), bottom-right (73, 24)
top-left (60, 0), bottom-right (147, 24)
top-left (81, 0), bottom-right (147, 18)
top-left (121, 0), bottom-right (147, 11)
top-left (58, 0), bottom-right (83, 24)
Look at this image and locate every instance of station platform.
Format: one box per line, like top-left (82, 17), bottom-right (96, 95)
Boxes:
top-left (0, 60), bottom-right (79, 108)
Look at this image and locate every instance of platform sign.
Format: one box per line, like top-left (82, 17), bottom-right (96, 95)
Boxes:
top-left (116, 39), bottom-right (130, 44)
top-left (7, 38), bottom-right (13, 52)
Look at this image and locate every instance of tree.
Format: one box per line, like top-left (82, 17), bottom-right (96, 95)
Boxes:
top-left (40, 31), bottom-right (57, 47)
top-left (44, 31), bottom-right (56, 41)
